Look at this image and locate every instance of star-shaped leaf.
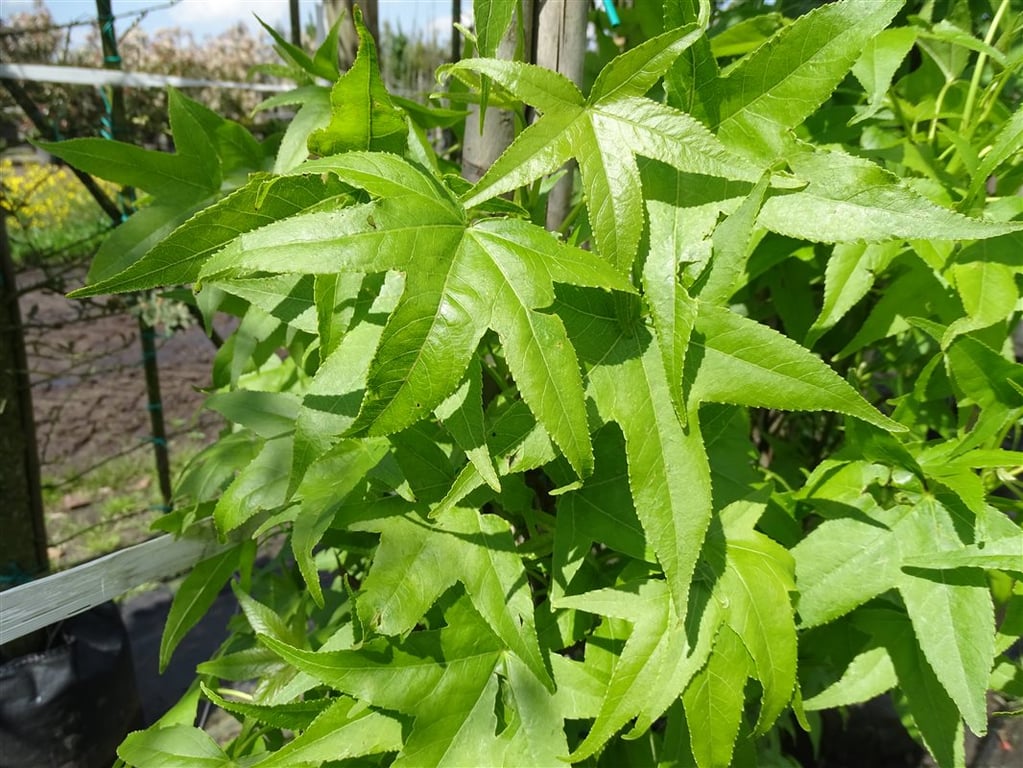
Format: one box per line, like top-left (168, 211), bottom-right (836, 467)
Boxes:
top-left (445, 22), bottom-right (762, 272)
top-left (352, 506), bottom-right (551, 690)
top-left (200, 152), bottom-right (633, 478)
top-left (717, 512), bottom-right (797, 735)
top-left (556, 289), bottom-right (713, 619)
top-left (794, 498), bottom-right (995, 735)
top-left (712, 0), bottom-right (904, 159)
top-left (260, 597), bottom-right (567, 766)
top-left (308, 7), bottom-right (407, 156)
top-left (558, 579), bottom-right (724, 762)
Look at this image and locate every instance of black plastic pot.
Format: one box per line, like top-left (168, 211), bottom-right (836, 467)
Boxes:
top-left (0, 602), bottom-right (142, 768)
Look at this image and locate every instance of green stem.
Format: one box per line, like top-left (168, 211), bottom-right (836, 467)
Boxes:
top-left (927, 78), bottom-right (953, 144)
top-left (960, 0), bottom-right (1009, 136)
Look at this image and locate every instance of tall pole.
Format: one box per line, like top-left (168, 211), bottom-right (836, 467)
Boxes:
top-left (290, 0), bottom-right (302, 47)
top-left (461, 1), bottom-right (534, 183)
top-left (451, 0), bottom-right (462, 62)
top-left (95, 0), bottom-right (174, 510)
top-left (533, 0), bottom-right (587, 230)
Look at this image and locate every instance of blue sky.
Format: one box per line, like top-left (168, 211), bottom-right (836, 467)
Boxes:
top-left (1, 1), bottom-right (463, 44)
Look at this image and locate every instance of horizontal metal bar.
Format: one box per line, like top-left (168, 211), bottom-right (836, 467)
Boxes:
top-left (0, 533), bottom-right (226, 644)
top-left (0, 63), bottom-right (291, 92)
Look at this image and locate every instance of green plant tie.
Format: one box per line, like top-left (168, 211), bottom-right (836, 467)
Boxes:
top-left (99, 88), bottom-right (114, 140)
top-left (603, 0), bottom-right (621, 28)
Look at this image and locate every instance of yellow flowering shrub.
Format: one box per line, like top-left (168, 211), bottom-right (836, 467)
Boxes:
top-left (1, 159), bottom-right (117, 263)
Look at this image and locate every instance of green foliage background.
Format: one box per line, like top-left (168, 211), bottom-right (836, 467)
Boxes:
top-left (46, 0), bottom-right (1023, 765)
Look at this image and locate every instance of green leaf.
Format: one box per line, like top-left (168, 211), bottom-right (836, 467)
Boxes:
top-left (474, 0), bottom-right (516, 58)
top-left (805, 241), bottom-right (901, 347)
top-left (552, 425), bottom-right (654, 602)
top-left (254, 696), bottom-right (403, 767)
top-left (641, 203), bottom-right (700, 425)
top-left (118, 725), bottom-right (231, 768)
top-left (41, 90), bottom-right (221, 205)
top-left (69, 174), bottom-right (350, 297)
top-left (174, 431), bottom-right (262, 507)
top-left (311, 11), bottom-right (344, 82)
top-left (796, 497), bottom-right (996, 735)
top-left (256, 15), bottom-right (334, 81)
top-left (903, 536), bottom-right (1023, 575)
top-left (916, 19), bottom-right (1007, 65)
top-left (969, 107), bottom-right (1023, 200)
top-left (293, 152), bottom-right (451, 205)
top-left (850, 27), bottom-right (918, 124)
top-left (199, 682), bottom-right (329, 730)
top-left (721, 525), bottom-right (797, 733)
top-left (682, 625), bottom-right (750, 768)
top-left (273, 87), bottom-right (332, 173)
top-left (759, 147), bottom-right (1023, 243)
top-left (693, 170), bottom-right (771, 305)
top-left (836, 256), bottom-right (959, 358)
top-left (83, 203), bottom-right (200, 286)
top-left (293, 317), bottom-right (387, 486)
top-left (702, 405), bottom-right (761, 509)
top-left (802, 645), bottom-right (897, 711)
top-left (355, 512), bottom-right (460, 636)
top-left (855, 609), bottom-right (965, 768)
top-left (314, 272), bottom-right (367, 359)
top-left (664, 0), bottom-right (720, 125)
top-left (201, 154), bottom-right (632, 478)
top-left (448, 23), bottom-right (760, 272)
top-left (159, 543), bottom-right (243, 672)
top-left (308, 7), bottom-right (407, 156)
top-left (942, 261), bottom-right (1019, 347)
top-left (688, 303), bottom-right (906, 432)
top-left (562, 580), bottom-right (723, 761)
top-left (260, 598), bottom-right (564, 766)
top-left (794, 505), bottom-right (911, 627)
top-left (434, 357), bottom-right (500, 491)
top-left (292, 438), bottom-right (390, 606)
top-left (209, 274), bottom-right (318, 334)
top-left (944, 335), bottom-right (1023, 452)
top-left (168, 87), bottom-right (260, 178)
top-left (714, 0), bottom-right (903, 159)
top-left (899, 563), bottom-right (994, 735)
top-left (205, 391), bottom-right (301, 439)
top-left (710, 13), bottom-right (787, 58)
top-left (946, 336), bottom-right (1023, 409)
top-left (589, 19), bottom-right (704, 103)
top-left (232, 583), bottom-right (302, 646)
top-left (213, 435), bottom-right (292, 533)
top-left (558, 290), bottom-right (713, 618)
top-left (356, 507), bottom-right (551, 690)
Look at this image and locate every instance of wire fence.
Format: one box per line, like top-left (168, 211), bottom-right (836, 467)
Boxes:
top-left (0, 138), bottom-right (233, 569)
top-left (5, 221), bottom-right (225, 568)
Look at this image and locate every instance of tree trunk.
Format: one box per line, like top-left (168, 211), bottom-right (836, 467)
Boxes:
top-left (533, 0), bottom-right (588, 229)
top-left (461, 1), bottom-right (534, 184)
